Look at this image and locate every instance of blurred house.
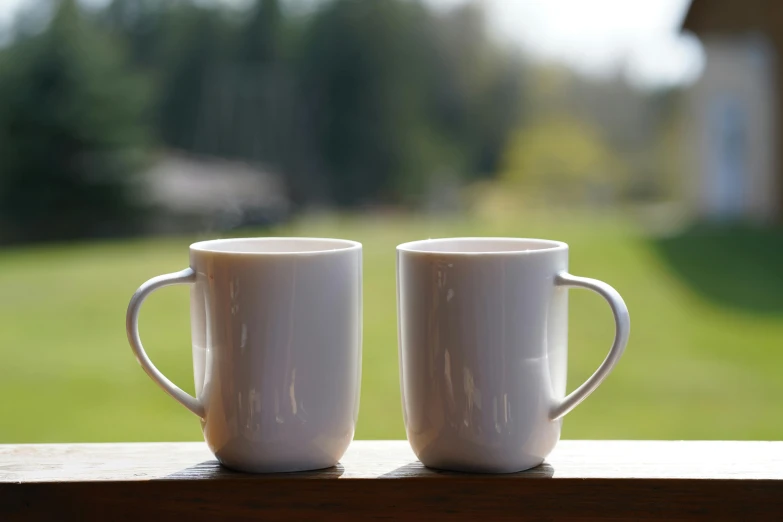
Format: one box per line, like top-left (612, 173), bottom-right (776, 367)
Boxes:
top-left (682, 0), bottom-right (781, 223)
top-left (142, 152), bottom-right (289, 234)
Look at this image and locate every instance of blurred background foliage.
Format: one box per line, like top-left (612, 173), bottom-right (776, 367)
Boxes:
top-left (0, 0), bottom-right (678, 242)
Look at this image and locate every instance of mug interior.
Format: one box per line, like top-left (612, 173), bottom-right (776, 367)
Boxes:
top-left (190, 237), bottom-right (361, 254)
top-left (397, 237), bottom-right (567, 254)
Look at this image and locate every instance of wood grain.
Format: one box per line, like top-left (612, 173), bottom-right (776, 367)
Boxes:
top-left (1, 440), bottom-right (781, 521)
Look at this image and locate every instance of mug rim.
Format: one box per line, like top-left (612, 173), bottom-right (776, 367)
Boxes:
top-left (190, 237), bottom-right (362, 256)
top-left (396, 237), bottom-right (568, 255)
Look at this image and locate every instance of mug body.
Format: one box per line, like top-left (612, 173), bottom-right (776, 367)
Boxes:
top-left (397, 238), bottom-right (569, 473)
top-left (189, 238), bottom-right (362, 473)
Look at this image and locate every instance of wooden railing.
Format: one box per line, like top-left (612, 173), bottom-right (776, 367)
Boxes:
top-left (1, 441), bottom-right (781, 520)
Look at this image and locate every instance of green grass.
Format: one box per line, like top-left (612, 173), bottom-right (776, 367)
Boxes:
top-left (1, 211), bottom-right (782, 442)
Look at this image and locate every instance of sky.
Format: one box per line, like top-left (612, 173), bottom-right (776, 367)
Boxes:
top-left (0, 0), bottom-right (704, 88)
top-left (428, 0), bottom-right (704, 88)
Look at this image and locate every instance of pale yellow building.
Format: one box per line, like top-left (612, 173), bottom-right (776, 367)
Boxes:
top-left (682, 0), bottom-right (782, 223)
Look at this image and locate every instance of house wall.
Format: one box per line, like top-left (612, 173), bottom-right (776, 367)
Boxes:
top-left (684, 35), bottom-right (779, 222)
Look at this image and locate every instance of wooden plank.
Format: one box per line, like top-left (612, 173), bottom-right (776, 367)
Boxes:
top-left (1, 441), bottom-right (781, 521)
top-left (2, 440), bottom-right (782, 482)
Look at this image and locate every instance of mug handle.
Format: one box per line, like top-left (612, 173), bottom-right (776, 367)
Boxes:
top-left (550, 271), bottom-right (630, 420)
top-left (125, 267), bottom-right (204, 418)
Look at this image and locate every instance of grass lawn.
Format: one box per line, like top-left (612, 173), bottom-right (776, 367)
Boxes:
top-left (1, 210), bottom-right (782, 442)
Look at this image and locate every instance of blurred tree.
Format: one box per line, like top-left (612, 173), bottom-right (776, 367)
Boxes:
top-left (523, 64), bottom-right (680, 204)
top-left (103, 0), bottom-right (168, 70)
top-left (0, 0), bottom-right (151, 243)
top-left (238, 0), bottom-right (283, 64)
top-left (229, 0), bottom-right (291, 163)
top-left (499, 117), bottom-right (627, 205)
top-left (234, 0), bottom-right (325, 205)
top-left (155, 4), bottom-right (234, 156)
top-left (298, 0), bottom-right (466, 206)
top-left (426, 3), bottom-right (525, 180)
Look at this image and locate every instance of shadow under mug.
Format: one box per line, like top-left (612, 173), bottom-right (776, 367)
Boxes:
top-left (126, 237), bottom-right (362, 473)
top-left (396, 237), bottom-right (630, 473)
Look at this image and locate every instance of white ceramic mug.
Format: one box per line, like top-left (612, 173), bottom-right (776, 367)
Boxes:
top-left (126, 237), bottom-right (362, 473)
top-left (397, 237), bottom-right (630, 473)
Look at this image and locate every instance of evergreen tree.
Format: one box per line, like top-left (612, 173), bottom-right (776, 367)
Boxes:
top-left (155, 4), bottom-right (233, 156)
top-left (238, 0), bottom-right (283, 64)
top-left (298, 0), bottom-right (445, 206)
top-left (0, 0), bottom-right (151, 242)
